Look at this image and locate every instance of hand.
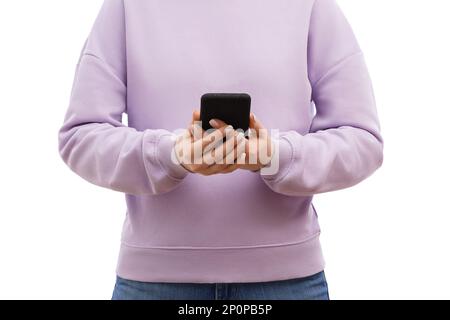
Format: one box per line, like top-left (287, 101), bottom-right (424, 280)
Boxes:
top-left (238, 113), bottom-right (274, 172)
top-left (175, 111), bottom-right (246, 176)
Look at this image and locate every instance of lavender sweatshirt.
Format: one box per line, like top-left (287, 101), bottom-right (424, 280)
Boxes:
top-left (58, 0), bottom-right (383, 283)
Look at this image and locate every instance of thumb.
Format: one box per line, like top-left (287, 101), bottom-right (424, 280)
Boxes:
top-left (250, 113), bottom-right (265, 130)
top-left (191, 110), bottom-right (200, 124)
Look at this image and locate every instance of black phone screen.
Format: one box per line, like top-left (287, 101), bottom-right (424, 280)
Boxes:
top-left (200, 93), bottom-right (251, 132)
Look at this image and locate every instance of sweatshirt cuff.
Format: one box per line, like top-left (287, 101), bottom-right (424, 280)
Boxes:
top-left (260, 136), bottom-right (294, 181)
top-left (156, 133), bottom-right (190, 181)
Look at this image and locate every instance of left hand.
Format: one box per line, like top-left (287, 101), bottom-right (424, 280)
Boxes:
top-left (236, 113), bottom-right (274, 172)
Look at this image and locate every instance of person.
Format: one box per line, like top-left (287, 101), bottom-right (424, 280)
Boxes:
top-left (58, 0), bottom-right (383, 300)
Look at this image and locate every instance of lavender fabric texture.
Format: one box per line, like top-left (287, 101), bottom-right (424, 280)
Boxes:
top-left (58, 0), bottom-right (383, 283)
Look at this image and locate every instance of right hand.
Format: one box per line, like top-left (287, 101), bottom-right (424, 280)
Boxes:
top-left (175, 111), bottom-right (247, 176)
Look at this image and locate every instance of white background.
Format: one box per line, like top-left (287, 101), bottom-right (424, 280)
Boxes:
top-left (0, 0), bottom-right (449, 300)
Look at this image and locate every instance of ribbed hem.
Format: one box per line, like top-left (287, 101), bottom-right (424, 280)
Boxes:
top-left (115, 235), bottom-right (325, 284)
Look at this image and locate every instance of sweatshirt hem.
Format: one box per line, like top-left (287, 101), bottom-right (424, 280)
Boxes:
top-left (115, 235), bottom-right (325, 283)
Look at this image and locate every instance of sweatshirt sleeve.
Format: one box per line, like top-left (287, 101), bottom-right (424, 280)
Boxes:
top-left (261, 0), bottom-right (383, 197)
top-left (58, 0), bottom-right (189, 195)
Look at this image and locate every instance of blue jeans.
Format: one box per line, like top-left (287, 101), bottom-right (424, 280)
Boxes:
top-left (112, 271), bottom-right (329, 300)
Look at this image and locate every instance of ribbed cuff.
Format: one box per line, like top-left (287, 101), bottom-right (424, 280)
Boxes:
top-left (260, 136), bottom-right (294, 181)
top-left (157, 133), bottom-right (190, 180)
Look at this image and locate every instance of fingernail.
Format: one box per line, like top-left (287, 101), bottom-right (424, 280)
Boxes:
top-left (209, 119), bottom-right (219, 128)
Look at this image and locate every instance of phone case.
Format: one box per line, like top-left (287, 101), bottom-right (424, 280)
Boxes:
top-left (200, 93), bottom-right (251, 131)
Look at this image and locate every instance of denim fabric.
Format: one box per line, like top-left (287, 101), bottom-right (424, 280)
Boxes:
top-left (112, 271), bottom-right (329, 300)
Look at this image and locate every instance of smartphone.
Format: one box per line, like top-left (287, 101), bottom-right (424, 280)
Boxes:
top-left (200, 93), bottom-right (251, 132)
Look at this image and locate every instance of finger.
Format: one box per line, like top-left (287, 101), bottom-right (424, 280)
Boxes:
top-left (248, 127), bottom-right (258, 140)
top-left (192, 110), bottom-right (201, 122)
top-left (209, 118), bottom-right (228, 129)
top-left (199, 164), bottom-right (229, 176)
top-left (250, 113), bottom-right (267, 138)
top-left (245, 139), bottom-right (259, 165)
top-left (259, 126), bottom-right (268, 140)
top-left (214, 130), bottom-right (244, 164)
top-left (189, 123), bottom-right (204, 141)
top-left (189, 110), bottom-right (202, 135)
top-left (221, 151), bottom-right (247, 173)
top-left (202, 118), bottom-right (231, 152)
top-left (250, 113), bottom-right (264, 130)
top-left (179, 127), bottom-right (191, 140)
top-left (189, 123), bottom-right (228, 161)
top-left (176, 130), bottom-right (194, 164)
top-left (200, 124), bottom-right (233, 151)
top-left (209, 130), bottom-right (246, 165)
top-left (235, 143), bottom-right (247, 164)
top-left (231, 137), bottom-right (247, 164)
top-left (203, 146), bottom-right (246, 175)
